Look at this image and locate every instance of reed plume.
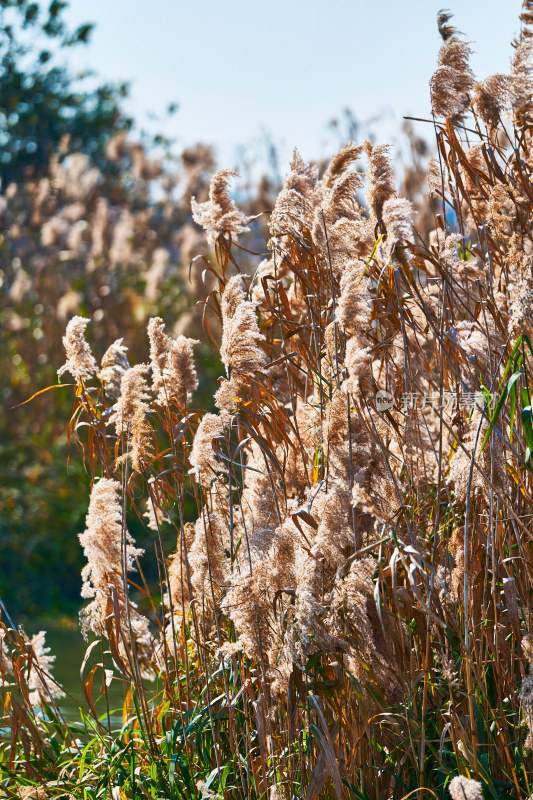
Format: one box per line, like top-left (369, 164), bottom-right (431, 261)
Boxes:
top-left (216, 274), bottom-right (266, 412)
top-left (191, 169), bottom-right (251, 246)
top-left (448, 776), bottom-right (484, 800)
top-left (148, 316), bottom-right (198, 406)
top-left (511, 13), bottom-right (533, 120)
top-left (98, 338), bottom-right (130, 400)
top-left (188, 412), bottom-right (226, 487)
top-left (114, 364), bottom-right (153, 472)
top-left (25, 630), bottom-right (64, 708)
top-left (78, 478), bottom-right (143, 636)
top-left (165, 522), bottom-right (195, 611)
top-left (269, 148), bottom-right (320, 243)
top-left (188, 511), bottom-right (230, 603)
top-left (365, 142), bottom-right (396, 220)
top-left (0, 630), bottom-right (10, 677)
top-left (57, 315), bottom-right (97, 384)
top-left (78, 478), bottom-right (153, 674)
top-left (430, 12), bottom-right (474, 120)
top-left (473, 74), bottom-right (510, 133)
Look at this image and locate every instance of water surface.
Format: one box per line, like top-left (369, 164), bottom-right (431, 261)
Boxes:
top-left (30, 618), bottom-right (126, 724)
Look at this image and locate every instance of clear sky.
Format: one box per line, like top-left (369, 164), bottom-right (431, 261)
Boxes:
top-left (63, 0), bottom-right (524, 170)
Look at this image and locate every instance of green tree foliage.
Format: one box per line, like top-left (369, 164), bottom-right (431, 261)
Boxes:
top-left (0, 0), bottom-right (131, 186)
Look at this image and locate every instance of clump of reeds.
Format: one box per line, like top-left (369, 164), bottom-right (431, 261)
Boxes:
top-left (5, 4), bottom-right (533, 799)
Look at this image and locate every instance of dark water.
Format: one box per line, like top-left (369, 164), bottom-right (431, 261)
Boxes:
top-left (30, 617), bottom-right (126, 724)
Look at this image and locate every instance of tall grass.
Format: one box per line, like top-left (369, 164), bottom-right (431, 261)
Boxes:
top-left (3, 5), bottom-right (533, 798)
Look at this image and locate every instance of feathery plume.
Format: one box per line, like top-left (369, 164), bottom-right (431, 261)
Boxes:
top-left (520, 673), bottom-right (533, 751)
top-left (17, 786), bottom-right (50, 800)
top-left (336, 262), bottom-right (373, 397)
top-left (79, 479), bottom-right (143, 636)
top-left (509, 0), bottom-right (533, 117)
top-left (520, 0), bottom-right (533, 28)
top-left (448, 776), bottom-right (483, 800)
top-left (381, 197), bottom-right (414, 261)
top-left (489, 184), bottom-right (516, 240)
top-left (26, 630), bottom-right (64, 708)
top-left (427, 158), bottom-right (443, 195)
top-left (269, 148), bottom-right (320, 242)
top-left (461, 145), bottom-right (490, 222)
top-left (189, 413), bottom-right (226, 487)
top-left (522, 632), bottom-right (533, 664)
top-left (147, 317), bottom-right (170, 395)
top-left (329, 556), bottom-right (394, 688)
top-left (144, 498), bottom-right (168, 532)
top-left (430, 13), bottom-right (474, 120)
top-left (511, 25), bottom-right (533, 118)
top-left (365, 143), bottom-right (396, 219)
top-left (191, 169), bottom-right (251, 246)
top-left (164, 336), bottom-right (199, 407)
top-left (165, 522), bottom-right (195, 611)
top-left (473, 74), bottom-right (510, 132)
top-left (114, 365), bottom-right (153, 472)
top-left (148, 317), bottom-right (199, 406)
top-left (216, 275), bottom-right (266, 412)
top-left (57, 315), bottom-right (97, 384)
top-left (188, 511), bottom-right (230, 603)
top-left (214, 376), bottom-right (241, 414)
top-left (337, 268), bottom-right (369, 333)
top-left (322, 142), bottom-right (364, 189)
top-left (437, 10), bottom-right (455, 41)
top-left (312, 143), bottom-right (372, 284)
top-left (98, 338), bottom-right (129, 400)
top-left (319, 143), bottom-right (365, 224)
top-left (78, 478), bottom-right (153, 673)
top-left (0, 629), bottom-right (11, 676)
top-left (222, 572), bottom-right (275, 668)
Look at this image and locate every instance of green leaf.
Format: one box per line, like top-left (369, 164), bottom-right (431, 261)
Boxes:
top-left (480, 370), bottom-right (522, 452)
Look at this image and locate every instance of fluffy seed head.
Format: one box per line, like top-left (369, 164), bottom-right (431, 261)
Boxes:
top-left (323, 142), bottom-right (364, 189)
top-left (189, 413), bottom-right (226, 487)
top-left (191, 169), bottom-right (251, 246)
top-left (114, 364), bottom-right (153, 472)
top-left (430, 16), bottom-right (474, 120)
top-left (448, 776), bottom-right (483, 800)
top-left (78, 478), bottom-right (153, 675)
top-left (219, 275), bottom-right (266, 385)
top-left (511, 35), bottom-right (533, 116)
top-left (520, 674), bottom-right (533, 710)
top-left (147, 317), bottom-right (170, 395)
top-left (26, 630), bottom-right (64, 708)
top-left (98, 338), bottom-right (129, 400)
top-left (78, 479), bottom-right (144, 635)
top-left (269, 149), bottom-right (320, 242)
top-left (382, 197), bottom-right (414, 257)
top-left (58, 315), bottom-right (97, 384)
top-left (365, 143), bottom-right (396, 218)
top-left (188, 511), bottom-right (229, 602)
top-left (473, 74), bottom-right (510, 131)
top-left (437, 10), bottom-right (456, 41)
top-left (148, 317), bottom-right (198, 406)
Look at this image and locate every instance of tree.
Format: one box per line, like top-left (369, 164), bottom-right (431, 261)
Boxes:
top-left (0, 0), bottom-right (131, 186)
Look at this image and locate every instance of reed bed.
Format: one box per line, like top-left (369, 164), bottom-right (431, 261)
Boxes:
top-left (3, 5), bottom-right (533, 798)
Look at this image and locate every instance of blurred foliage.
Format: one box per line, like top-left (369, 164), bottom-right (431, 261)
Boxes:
top-left (0, 0), bottom-right (226, 619)
top-left (0, 0), bottom-right (132, 186)
top-left (0, 420), bottom-right (91, 617)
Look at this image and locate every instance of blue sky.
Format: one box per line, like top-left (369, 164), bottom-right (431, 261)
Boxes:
top-left (64, 0), bottom-right (524, 170)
